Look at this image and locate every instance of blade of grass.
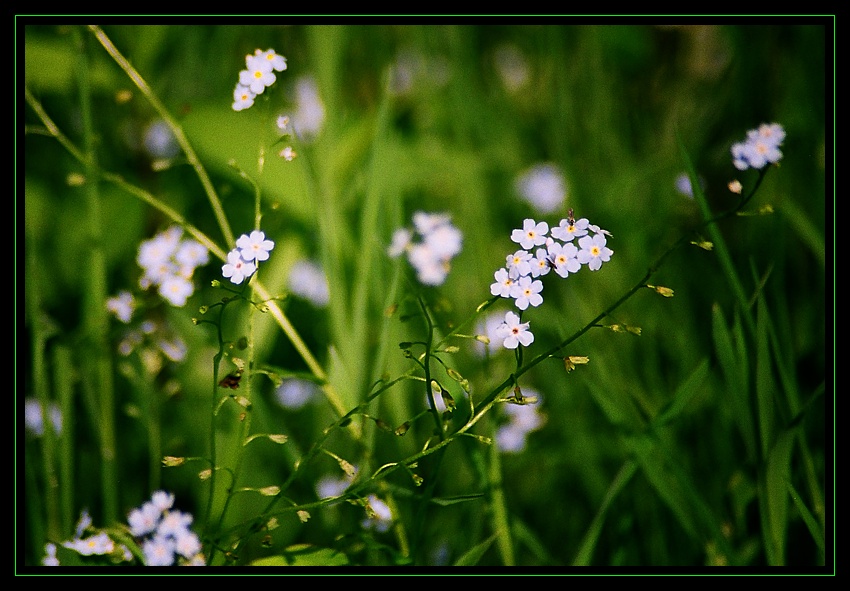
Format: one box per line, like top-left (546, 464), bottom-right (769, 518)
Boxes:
top-left (712, 303), bottom-right (757, 463)
top-left (786, 479), bottom-right (825, 554)
top-left (453, 531), bottom-right (500, 566)
top-left (52, 343), bottom-right (76, 537)
top-left (73, 25), bottom-right (118, 524)
top-left (572, 459), bottom-right (638, 566)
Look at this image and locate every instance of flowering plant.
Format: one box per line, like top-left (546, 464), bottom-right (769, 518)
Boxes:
top-left (21, 23), bottom-right (827, 571)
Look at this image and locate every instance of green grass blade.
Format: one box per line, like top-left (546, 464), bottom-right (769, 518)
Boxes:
top-left (572, 460), bottom-right (638, 566)
top-left (712, 303), bottom-right (757, 462)
top-left (786, 479), bottom-right (825, 554)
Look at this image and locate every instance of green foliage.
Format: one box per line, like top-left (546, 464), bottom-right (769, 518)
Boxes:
top-left (20, 20), bottom-right (830, 571)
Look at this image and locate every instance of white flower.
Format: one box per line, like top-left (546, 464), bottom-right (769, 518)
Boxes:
top-left (529, 248), bottom-right (551, 278)
top-left (288, 260), bottom-right (330, 307)
top-left (291, 76), bottom-right (326, 141)
top-left (248, 48), bottom-right (287, 73)
top-left (515, 163), bottom-right (566, 214)
top-left (221, 249), bottom-right (256, 285)
top-left (506, 249), bottom-right (532, 279)
top-left (158, 275), bottom-right (194, 307)
top-left (576, 234), bottom-right (613, 271)
top-left (142, 534), bottom-right (176, 566)
top-left (511, 218), bottom-right (549, 250)
top-left (490, 268), bottom-right (515, 298)
top-left (548, 241), bottom-right (581, 278)
top-left (239, 67), bottom-right (276, 95)
top-left (495, 311), bottom-right (534, 349)
top-left (106, 290), bottom-right (135, 323)
top-left (236, 230), bottom-right (275, 262)
top-left (232, 84), bottom-right (256, 111)
top-left (128, 502), bottom-right (162, 537)
top-left (63, 532), bottom-right (115, 556)
top-left (550, 217), bottom-right (589, 242)
top-left (390, 211), bottom-right (462, 286)
top-left (510, 275), bottom-right (543, 311)
top-left (388, 228), bottom-right (412, 258)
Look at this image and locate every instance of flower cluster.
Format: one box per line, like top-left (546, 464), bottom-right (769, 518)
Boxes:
top-left (221, 230), bottom-right (275, 285)
top-left (231, 48), bottom-right (288, 112)
top-left (137, 225), bottom-right (210, 307)
top-left (731, 122), bottom-right (785, 170)
top-left (126, 490), bottom-right (205, 566)
top-left (388, 211), bottom-right (463, 286)
top-left (488, 212), bottom-right (613, 350)
top-left (41, 492), bottom-right (204, 566)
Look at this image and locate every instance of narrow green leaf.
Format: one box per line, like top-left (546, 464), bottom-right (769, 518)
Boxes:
top-left (762, 429), bottom-right (794, 566)
top-left (572, 460), bottom-right (638, 566)
top-left (786, 479), bottom-right (825, 553)
top-left (712, 303), bottom-right (757, 461)
top-left (653, 357), bottom-right (709, 427)
top-left (453, 532), bottom-right (499, 566)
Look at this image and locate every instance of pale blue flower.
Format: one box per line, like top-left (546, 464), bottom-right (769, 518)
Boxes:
top-left (221, 248), bottom-right (256, 285)
top-left (239, 66), bottom-right (276, 95)
top-left (511, 218), bottom-right (549, 250)
top-left (515, 163), bottom-right (567, 214)
top-left (63, 532), bottom-right (115, 556)
top-left (236, 230), bottom-right (275, 262)
top-left (128, 501), bottom-right (162, 537)
top-left (106, 290), bottom-right (135, 323)
top-left (505, 249), bottom-right (532, 279)
top-left (550, 217), bottom-right (589, 242)
top-left (510, 275), bottom-right (543, 311)
top-left (490, 267), bottom-right (515, 298)
top-left (275, 378), bottom-right (319, 410)
top-left (288, 260), bottom-right (330, 307)
top-left (731, 122), bottom-right (785, 170)
top-left (495, 311), bottom-right (534, 349)
top-left (42, 543), bottom-right (60, 566)
top-left (548, 241), bottom-right (581, 278)
top-left (530, 248), bottom-right (552, 278)
top-left (577, 234), bottom-right (613, 271)
top-left (158, 274), bottom-right (194, 307)
top-left (142, 534), bottom-right (176, 566)
top-left (232, 84), bottom-right (256, 111)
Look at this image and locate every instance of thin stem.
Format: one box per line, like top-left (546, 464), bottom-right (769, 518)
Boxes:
top-left (418, 296), bottom-right (444, 439)
top-left (87, 25), bottom-right (234, 249)
top-left (73, 25), bottom-right (118, 525)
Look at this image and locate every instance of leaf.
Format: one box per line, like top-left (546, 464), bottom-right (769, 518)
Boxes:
top-left (453, 532), bottom-right (499, 566)
top-left (248, 545), bottom-right (350, 567)
top-left (429, 493), bottom-right (486, 506)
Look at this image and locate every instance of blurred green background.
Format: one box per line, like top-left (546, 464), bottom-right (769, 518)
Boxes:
top-left (21, 21), bottom-right (829, 569)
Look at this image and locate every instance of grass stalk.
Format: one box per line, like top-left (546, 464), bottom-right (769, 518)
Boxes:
top-left (73, 25), bottom-right (119, 525)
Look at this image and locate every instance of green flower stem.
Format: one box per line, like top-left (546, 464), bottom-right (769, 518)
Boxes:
top-left (73, 26), bottom-right (119, 525)
top-left (488, 436), bottom-right (515, 566)
top-left (418, 296), bottom-right (444, 438)
top-left (87, 25), bottom-right (235, 249)
top-left (53, 344), bottom-right (76, 537)
top-left (25, 255), bottom-right (61, 542)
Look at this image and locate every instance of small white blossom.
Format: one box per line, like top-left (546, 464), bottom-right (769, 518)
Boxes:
top-left (495, 311), bottom-right (534, 350)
